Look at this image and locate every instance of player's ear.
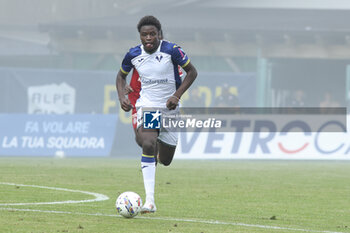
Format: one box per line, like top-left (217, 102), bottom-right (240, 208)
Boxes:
top-left (158, 29), bottom-right (163, 40)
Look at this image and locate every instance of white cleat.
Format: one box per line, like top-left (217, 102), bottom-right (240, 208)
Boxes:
top-left (141, 201), bottom-right (157, 214)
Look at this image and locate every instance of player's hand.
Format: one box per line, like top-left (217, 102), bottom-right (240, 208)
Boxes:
top-left (166, 96), bottom-right (179, 110)
top-left (119, 97), bottom-right (133, 112)
top-left (124, 84), bottom-right (134, 95)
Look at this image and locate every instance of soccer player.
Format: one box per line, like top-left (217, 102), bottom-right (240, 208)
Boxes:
top-left (125, 29), bottom-right (184, 147)
top-left (116, 15), bottom-right (197, 213)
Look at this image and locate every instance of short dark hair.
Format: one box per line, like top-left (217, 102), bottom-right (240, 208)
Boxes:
top-left (137, 15), bottom-right (161, 32)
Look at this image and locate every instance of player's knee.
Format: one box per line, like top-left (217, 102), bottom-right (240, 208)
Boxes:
top-left (162, 159), bottom-right (172, 166)
top-left (159, 156), bottom-right (173, 166)
top-left (142, 138), bottom-right (157, 154)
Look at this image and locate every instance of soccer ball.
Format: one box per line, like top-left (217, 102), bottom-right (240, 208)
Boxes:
top-left (115, 191), bottom-right (143, 218)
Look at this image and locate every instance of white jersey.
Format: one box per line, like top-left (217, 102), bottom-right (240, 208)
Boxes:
top-left (120, 40), bottom-right (190, 108)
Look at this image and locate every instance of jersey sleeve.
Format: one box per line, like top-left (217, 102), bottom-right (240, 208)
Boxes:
top-left (171, 45), bottom-right (190, 68)
top-left (120, 52), bottom-right (134, 75)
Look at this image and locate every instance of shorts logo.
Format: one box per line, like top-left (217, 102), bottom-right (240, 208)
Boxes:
top-left (143, 110), bottom-right (161, 129)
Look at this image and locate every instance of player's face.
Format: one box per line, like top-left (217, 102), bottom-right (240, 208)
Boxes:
top-left (139, 25), bottom-right (160, 53)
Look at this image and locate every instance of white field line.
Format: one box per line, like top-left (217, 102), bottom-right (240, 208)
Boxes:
top-left (0, 182), bottom-right (109, 206)
top-left (0, 207), bottom-right (344, 233)
top-left (0, 182), bottom-right (344, 233)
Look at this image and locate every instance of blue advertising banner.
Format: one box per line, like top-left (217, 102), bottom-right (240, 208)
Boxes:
top-left (0, 114), bottom-right (117, 156)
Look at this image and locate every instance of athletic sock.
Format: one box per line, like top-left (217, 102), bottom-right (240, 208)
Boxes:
top-left (141, 154), bottom-right (156, 203)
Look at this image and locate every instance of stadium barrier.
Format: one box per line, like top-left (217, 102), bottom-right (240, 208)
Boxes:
top-left (2, 67), bottom-right (349, 159)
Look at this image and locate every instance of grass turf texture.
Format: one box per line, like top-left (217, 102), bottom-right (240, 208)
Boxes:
top-left (0, 158), bottom-right (349, 233)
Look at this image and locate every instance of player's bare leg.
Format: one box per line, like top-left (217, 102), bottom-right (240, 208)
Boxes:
top-left (134, 127), bottom-right (143, 148)
top-left (136, 128), bottom-right (159, 164)
top-left (157, 141), bottom-right (176, 166)
top-left (137, 127), bottom-right (158, 214)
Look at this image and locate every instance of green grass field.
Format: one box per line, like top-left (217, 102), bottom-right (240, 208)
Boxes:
top-left (0, 158), bottom-right (350, 233)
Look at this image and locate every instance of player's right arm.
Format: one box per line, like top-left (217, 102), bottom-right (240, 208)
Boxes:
top-left (116, 49), bottom-right (138, 112)
top-left (116, 47), bottom-right (142, 112)
top-left (116, 70), bottom-right (133, 112)
top-left (124, 84), bottom-right (134, 95)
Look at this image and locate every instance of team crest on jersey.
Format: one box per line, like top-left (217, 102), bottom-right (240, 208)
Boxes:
top-left (155, 55), bottom-right (163, 62)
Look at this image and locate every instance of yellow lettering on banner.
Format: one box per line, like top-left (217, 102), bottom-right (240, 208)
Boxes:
top-left (181, 92), bottom-right (189, 101)
top-left (103, 85), bottom-right (131, 124)
top-left (215, 86), bottom-right (222, 97)
top-left (215, 86), bottom-right (239, 97)
top-left (198, 86), bottom-right (211, 107)
top-left (230, 87), bottom-right (238, 96)
top-left (183, 86), bottom-right (212, 107)
top-left (103, 85), bottom-right (116, 114)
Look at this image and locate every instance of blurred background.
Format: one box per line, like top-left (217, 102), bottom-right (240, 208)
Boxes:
top-left (0, 0), bottom-right (349, 158)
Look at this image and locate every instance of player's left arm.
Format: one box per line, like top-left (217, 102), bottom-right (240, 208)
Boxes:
top-left (166, 61), bottom-right (197, 110)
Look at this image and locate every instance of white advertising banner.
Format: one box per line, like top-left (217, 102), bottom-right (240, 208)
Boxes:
top-left (175, 116), bottom-right (350, 160)
top-left (27, 82), bottom-right (76, 114)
